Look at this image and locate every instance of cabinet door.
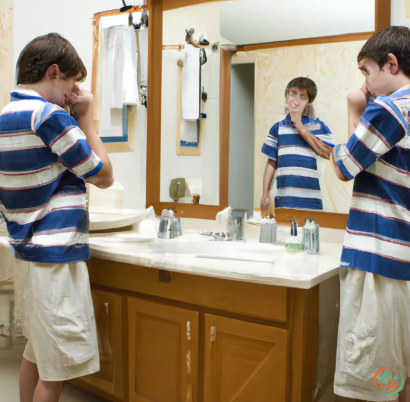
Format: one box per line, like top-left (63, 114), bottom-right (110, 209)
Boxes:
top-left (76, 288), bottom-right (126, 401)
top-left (128, 297), bottom-right (199, 402)
top-left (204, 314), bottom-right (288, 402)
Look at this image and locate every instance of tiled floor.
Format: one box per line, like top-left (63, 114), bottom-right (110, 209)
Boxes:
top-left (0, 341), bottom-right (109, 402)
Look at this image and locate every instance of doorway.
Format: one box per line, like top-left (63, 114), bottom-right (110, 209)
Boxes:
top-left (228, 63), bottom-right (255, 217)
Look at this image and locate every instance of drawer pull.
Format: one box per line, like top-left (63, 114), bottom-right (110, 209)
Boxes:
top-left (210, 326), bottom-right (216, 343)
top-left (187, 321), bottom-right (191, 340)
top-left (186, 350), bottom-right (191, 374)
top-left (104, 302), bottom-right (110, 314)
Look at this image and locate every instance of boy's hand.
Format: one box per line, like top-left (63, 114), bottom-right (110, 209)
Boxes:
top-left (260, 193), bottom-right (271, 212)
top-left (70, 87), bottom-right (94, 119)
top-left (289, 109), bottom-right (303, 127)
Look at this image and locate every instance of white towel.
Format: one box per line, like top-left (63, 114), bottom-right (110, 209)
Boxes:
top-left (122, 26), bottom-right (138, 105)
top-left (138, 28), bottom-right (148, 86)
top-left (180, 119), bottom-right (198, 143)
top-left (104, 25), bottom-right (138, 109)
top-left (181, 45), bottom-right (200, 120)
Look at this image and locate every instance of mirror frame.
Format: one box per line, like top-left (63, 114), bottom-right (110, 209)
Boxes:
top-left (91, 7), bottom-right (144, 153)
top-left (146, 0), bottom-right (390, 227)
top-left (146, 0), bottom-right (232, 219)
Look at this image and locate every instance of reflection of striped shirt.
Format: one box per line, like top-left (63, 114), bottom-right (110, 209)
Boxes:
top-left (0, 89), bottom-right (102, 263)
top-left (262, 115), bottom-right (334, 210)
top-left (333, 85), bottom-right (410, 280)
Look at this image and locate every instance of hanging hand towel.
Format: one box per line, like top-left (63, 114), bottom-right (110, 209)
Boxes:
top-left (181, 45), bottom-right (200, 120)
top-left (122, 26), bottom-right (138, 105)
top-left (105, 25), bottom-right (138, 109)
top-left (138, 28), bottom-right (148, 87)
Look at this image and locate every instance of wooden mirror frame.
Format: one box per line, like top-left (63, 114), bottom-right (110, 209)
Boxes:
top-left (146, 0), bottom-right (390, 226)
top-left (91, 6), bottom-right (146, 153)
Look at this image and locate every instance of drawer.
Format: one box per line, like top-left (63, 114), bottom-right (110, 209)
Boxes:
top-left (88, 258), bottom-right (288, 323)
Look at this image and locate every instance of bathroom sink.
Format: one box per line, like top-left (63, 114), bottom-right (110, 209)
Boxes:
top-left (146, 239), bottom-right (284, 263)
top-left (89, 232), bottom-right (285, 264)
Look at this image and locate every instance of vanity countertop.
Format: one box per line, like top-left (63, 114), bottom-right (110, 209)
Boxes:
top-left (88, 233), bottom-right (343, 289)
top-left (0, 231), bottom-right (343, 289)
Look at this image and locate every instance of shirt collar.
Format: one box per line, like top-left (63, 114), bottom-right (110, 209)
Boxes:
top-left (284, 113), bottom-right (311, 124)
top-left (10, 89), bottom-right (46, 102)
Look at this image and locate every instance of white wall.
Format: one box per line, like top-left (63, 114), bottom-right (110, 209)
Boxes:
top-left (221, 0), bottom-right (375, 45)
top-left (160, 3), bottom-right (221, 205)
top-left (13, 0), bottom-right (147, 210)
top-left (391, 0), bottom-right (410, 26)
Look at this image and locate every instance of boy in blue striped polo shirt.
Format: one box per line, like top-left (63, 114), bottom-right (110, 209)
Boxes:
top-left (0, 34), bottom-right (114, 401)
top-left (331, 27), bottom-right (410, 401)
top-left (260, 77), bottom-right (334, 213)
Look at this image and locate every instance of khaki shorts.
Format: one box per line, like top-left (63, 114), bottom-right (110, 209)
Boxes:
top-left (19, 261), bottom-right (99, 381)
top-left (334, 268), bottom-right (410, 401)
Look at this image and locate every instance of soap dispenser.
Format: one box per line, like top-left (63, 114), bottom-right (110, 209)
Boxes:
top-left (285, 219), bottom-right (303, 253)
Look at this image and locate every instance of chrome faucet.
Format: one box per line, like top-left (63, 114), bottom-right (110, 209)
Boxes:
top-left (158, 210), bottom-right (182, 239)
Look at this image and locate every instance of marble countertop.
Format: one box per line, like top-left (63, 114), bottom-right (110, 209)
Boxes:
top-left (88, 233), bottom-right (343, 289)
top-left (0, 229), bottom-right (343, 289)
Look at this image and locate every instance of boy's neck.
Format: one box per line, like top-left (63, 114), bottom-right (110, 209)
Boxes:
top-left (389, 74), bottom-right (410, 94)
top-left (18, 83), bottom-right (50, 102)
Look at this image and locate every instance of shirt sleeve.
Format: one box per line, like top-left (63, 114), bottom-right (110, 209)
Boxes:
top-left (261, 123), bottom-right (279, 161)
top-left (332, 100), bottom-right (406, 180)
top-left (32, 103), bottom-right (103, 179)
top-left (317, 120), bottom-right (335, 148)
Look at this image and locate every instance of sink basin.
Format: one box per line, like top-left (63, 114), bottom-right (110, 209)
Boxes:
top-left (144, 239), bottom-right (284, 264)
top-left (90, 232), bottom-right (285, 264)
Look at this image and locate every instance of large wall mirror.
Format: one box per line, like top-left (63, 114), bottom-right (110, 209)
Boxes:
top-left (160, 3), bottom-right (221, 206)
top-left (146, 0), bottom-right (389, 226)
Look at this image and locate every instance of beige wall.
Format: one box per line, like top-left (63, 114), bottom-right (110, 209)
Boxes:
top-left (0, 0), bottom-right (13, 111)
top-left (252, 40), bottom-right (366, 213)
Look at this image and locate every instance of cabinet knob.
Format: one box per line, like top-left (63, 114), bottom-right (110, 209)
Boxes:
top-left (104, 302), bottom-right (110, 314)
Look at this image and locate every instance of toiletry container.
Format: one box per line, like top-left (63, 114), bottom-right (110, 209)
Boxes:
top-left (285, 219), bottom-right (303, 253)
top-left (304, 219), bottom-right (320, 255)
top-left (259, 218), bottom-right (277, 244)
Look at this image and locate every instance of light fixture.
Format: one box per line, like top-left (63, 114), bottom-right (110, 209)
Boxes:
top-left (120, 0), bottom-right (133, 12)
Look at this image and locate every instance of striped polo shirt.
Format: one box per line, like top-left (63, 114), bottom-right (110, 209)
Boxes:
top-left (0, 89), bottom-right (102, 264)
top-left (333, 85), bottom-right (410, 280)
top-left (262, 115), bottom-right (334, 210)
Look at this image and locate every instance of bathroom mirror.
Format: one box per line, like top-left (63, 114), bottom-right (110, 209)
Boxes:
top-left (92, 6), bottom-right (148, 153)
top-left (159, 2), bottom-right (223, 206)
top-left (147, 0), bottom-right (390, 226)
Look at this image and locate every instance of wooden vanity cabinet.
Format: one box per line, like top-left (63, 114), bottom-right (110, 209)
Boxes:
top-left (204, 314), bottom-right (288, 402)
top-left (71, 288), bottom-right (127, 402)
top-left (127, 297), bottom-right (199, 402)
top-left (71, 259), bottom-right (319, 402)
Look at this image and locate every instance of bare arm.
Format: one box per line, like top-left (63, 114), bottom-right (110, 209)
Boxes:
top-left (260, 159), bottom-right (277, 212)
top-left (71, 89), bottom-right (114, 189)
top-left (347, 87), bottom-right (368, 139)
top-left (331, 84), bottom-right (370, 181)
top-left (294, 121), bottom-right (333, 159)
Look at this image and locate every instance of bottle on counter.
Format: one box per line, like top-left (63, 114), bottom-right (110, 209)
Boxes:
top-left (285, 219), bottom-right (303, 253)
top-left (304, 219), bottom-right (320, 255)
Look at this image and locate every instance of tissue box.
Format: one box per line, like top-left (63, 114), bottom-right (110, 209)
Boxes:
top-left (89, 181), bottom-right (124, 214)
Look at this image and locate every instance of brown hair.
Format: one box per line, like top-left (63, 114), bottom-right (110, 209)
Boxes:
top-left (285, 77), bottom-right (317, 102)
top-left (358, 26), bottom-right (410, 78)
top-left (17, 33), bottom-right (86, 85)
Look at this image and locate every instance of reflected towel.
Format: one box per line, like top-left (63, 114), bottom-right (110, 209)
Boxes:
top-left (180, 119), bottom-right (198, 143)
top-left (138, 28), bottom-right (148, 87)
top-left (181, 45), bottom-right (200, 120)
top-left (104, 25), bottom-right (138, 109)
